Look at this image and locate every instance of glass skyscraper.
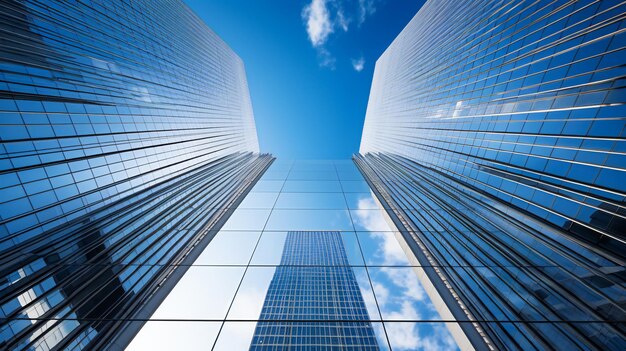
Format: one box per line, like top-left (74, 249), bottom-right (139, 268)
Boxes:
top-left (0, 0), bottom-right (270, 350)
top-left (250, 231), bottom-right (379, 350)
top-left (358, 0), bottom-right (626, 350)
top-left (128, 160), bottom-right (460, 350)
top-left (2, 0), bottom-right (625, 350)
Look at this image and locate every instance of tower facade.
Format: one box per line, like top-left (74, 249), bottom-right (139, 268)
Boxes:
top-left (0, 1), bottom-right (270, 349)
top-left (358, 0), bottom-right (626, 350)
top-left (250, 231), bottom-right (379, 350)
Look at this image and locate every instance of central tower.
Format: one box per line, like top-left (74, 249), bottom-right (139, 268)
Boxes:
top-left (250, 231), bottom-right (379, 349)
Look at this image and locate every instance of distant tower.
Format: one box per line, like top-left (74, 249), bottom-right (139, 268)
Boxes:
top-left (250, 231), bottom-right (380, 350)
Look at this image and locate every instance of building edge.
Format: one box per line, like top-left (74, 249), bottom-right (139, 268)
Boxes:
top-left (102, 154), bottom-right (274, 351)
top-left (353, 154), bottom-right (493, 351)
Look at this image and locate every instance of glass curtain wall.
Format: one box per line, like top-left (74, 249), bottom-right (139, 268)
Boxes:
top-left (128, 160), bottom-right (462, 351)
top-left (358, 0), bottom-right (626, 349)
top-left (0, 1), bottom-right (267, 349)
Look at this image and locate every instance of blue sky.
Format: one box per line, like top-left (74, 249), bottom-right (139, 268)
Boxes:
top-left (185, 0), bottom-right (425, 159)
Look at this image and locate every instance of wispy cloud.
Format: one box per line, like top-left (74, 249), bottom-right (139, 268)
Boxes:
top-left (358, 0), bottom-right (377, 25)
top-left (302, 0), bottom-right (334, 47)
top-left (370, 232), bottom-right (405, 265)
top-left (353, 196), bottom-right (390, 231)
top-left (381, 266), bottom-right (426, 302)
top-left (336, 8), bottom-right (350, 32)
top-left (318, 47), bottom-right (337, 69)
top-left (386, 322), bottom-right (421, 349)
top-left (352, 56), bottom-right (365, 72)
top-left (422, 325), bottom-right (458, 351)
top-left (372, 281), bottom-right (389, 305)
top-left (302, 0), bottom-right (378, 68)
top-left (386, 322), bottom-right (459, 351)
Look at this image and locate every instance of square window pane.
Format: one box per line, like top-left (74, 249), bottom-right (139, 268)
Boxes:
top-left (194, 231), bottom-right (261, 265)
top-left (151, 266), bottom-right (245, 319)
top-left (238, 192), bottom-right (279, 209)
top-left (221, 209), bottom-right (271, 230)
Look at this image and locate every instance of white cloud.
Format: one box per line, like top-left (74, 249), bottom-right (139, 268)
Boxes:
top-left (302, 0), bottom-right (334, 47)
top-left (387, 300), bottom-right (421, 320)
top-left (352, 56), bottom-right (365, 72)
top-left (421, 324), bottom-right (459, 351)
top-left (372, 281), bottom-right (389, 305)
top-left (353, 196), bottom-right (390, 231)
top-left (386, 322), bottom-right (421, 350)
top-left (368, 231), bottom-right (405, 265)
top-left (302, 0), bottom-right (378, 68)
top-left (386, 322), bottom-right (458, 351)
top-left (381, 266), bottom-right (426, 302)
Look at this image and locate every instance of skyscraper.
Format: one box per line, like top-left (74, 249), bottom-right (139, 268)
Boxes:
top-left (249, 231), bottom-right (379, 350)
top-left (358, 0), bottom-right (626, 350)
top-left (127, 160), bottom-right (460, 350)
top-left (0, 1), bottom-right (270, 350)
top-left (3, 0), bottom-right (625, 350)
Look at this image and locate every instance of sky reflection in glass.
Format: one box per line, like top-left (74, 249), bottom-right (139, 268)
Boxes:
top-left (127, 160), bottom-right (460, 351)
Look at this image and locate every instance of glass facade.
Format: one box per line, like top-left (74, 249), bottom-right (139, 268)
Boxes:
top-left (128, 160), bottom-right (461, 351)
top-left (250, 231), bottom-right (379, 350)
top-left (0, 0), bottom-right (270, 350)
top-left (358, 0), bottom-right (626, 350)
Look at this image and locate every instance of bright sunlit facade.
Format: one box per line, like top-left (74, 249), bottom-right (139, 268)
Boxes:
top-left (0, 1), bottom-right (269, 350)
top-left (359, 0), bottom-right (626, 350)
